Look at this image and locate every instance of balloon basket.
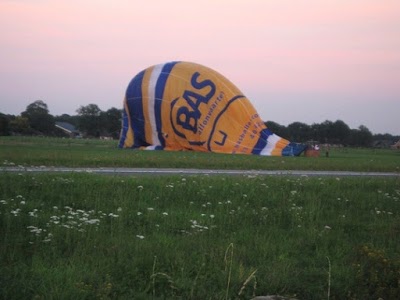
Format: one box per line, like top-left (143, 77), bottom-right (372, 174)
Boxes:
top-left (304, 149), bottom-right (320, 157)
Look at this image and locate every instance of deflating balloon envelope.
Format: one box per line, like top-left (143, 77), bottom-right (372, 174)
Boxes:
top-left (119, 61), bottom-right (306, 156)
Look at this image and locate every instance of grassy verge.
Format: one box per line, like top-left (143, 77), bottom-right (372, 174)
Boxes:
top-left (1, 173), bottom-right (399, 299)
top-left (1, 136), bottom-right (400, 172)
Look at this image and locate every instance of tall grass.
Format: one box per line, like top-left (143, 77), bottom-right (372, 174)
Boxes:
top-left (1, 136), bottom-right (400, 172)
top-left (1, 173), bottom-right (399, 299)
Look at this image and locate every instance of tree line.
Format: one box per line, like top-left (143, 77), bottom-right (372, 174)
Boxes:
top-left (266, 120), bottom-right (387, 147)
top-left (0, 100), bottom-right (121, 139)
top-left (0, 100), bottom-right (399, 147)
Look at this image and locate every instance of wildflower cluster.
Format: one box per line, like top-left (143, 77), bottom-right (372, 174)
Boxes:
top-left (2, 159), bottom-right (16, 166)
top-left (51, 176), bottom-right (75, 184)
top-left (0, 194), bottom-right (121, 244)
top-left (1, 194), bottom-right (26, 216)
top-left (378, 189), bottom-right (400, 202)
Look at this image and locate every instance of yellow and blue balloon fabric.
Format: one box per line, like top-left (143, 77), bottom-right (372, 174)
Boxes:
top-left (119, 61), bottom-right (306, 156)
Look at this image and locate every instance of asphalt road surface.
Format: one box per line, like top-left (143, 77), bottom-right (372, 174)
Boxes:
top-left (1, 166), bottom-right (399, 177)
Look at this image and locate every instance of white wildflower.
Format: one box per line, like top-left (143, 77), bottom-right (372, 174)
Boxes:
top-left (11, 209), bottom-right (21, 216)
top-left (29, 227), bottom-right (43, 235)
top-left (29, 210), bottom-right (38, 217)
top-left (86, 219), bottom-right (100, 225)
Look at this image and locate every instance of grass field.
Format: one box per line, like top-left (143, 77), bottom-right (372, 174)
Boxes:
top-left (1, 136), bottom-right (399, 172)
top-left (1, 136), bottom-right (399, 299)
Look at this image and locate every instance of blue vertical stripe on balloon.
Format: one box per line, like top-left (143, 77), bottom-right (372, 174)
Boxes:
top-left (118, 108), bottom-right (129, 148)
top-left (126, 70), bottom-right (146, 148)
top-left (154, 61), bottom-right (179, 147)
top-left (251, 128), bottom-right (273, 154)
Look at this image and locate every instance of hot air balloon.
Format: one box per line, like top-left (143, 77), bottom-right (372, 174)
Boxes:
top-left (118, 61), bottom-right (306, 156)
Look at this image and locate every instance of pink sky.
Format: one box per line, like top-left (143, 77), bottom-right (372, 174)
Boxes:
top-left (1, 0), bottom-right (399, 134)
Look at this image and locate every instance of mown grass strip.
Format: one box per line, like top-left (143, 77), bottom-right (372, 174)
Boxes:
top-left (1, 136), bottom-right (400, 172)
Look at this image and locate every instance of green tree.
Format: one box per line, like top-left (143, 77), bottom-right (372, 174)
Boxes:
top-left (21, 100), bottom-right (55, 135)
top-left (310, 123), bottom-right (322, 142)
top-left (264, 121), bottom-right (289, 139)
top-left (0, 113), bottom-right (11, 136)
top-left (76, 104), bottom-right (103, 137)
top-left (348, 125), bottom-right (373, 147)
top-left (331, 120), bottom-right (351, 144)
top-left (54, 114), bottom-right (79, 126)
top-left (318, 120), bottom-right (334, 143)
top-left (101, 107), bottom-right (122, 139)
top-left (288, 122), bottom-right (311, 142)
top-left (9, 116), bottom-right (31, 135)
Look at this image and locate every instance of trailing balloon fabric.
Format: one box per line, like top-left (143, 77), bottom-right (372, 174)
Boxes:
top-left (119, 61), bottom-right (305, 156)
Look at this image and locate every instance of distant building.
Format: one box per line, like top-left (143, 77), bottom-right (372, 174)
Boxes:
top-left (373, 140), bottom-right (393, 149)
top-left (391, 140), bottom-right (400, 150)
top-left (55, 122), bottom-right (81, 138)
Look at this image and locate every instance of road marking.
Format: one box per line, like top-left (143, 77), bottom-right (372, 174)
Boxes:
top-left (1, 167), bottom-right (399, 177)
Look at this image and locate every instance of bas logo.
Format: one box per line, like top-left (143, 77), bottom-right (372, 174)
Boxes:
top-left (170, 72), bottom-right (216, 145)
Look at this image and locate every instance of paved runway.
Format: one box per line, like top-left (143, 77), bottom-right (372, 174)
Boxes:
top-left (1, 166), bottom-right (399, 177)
